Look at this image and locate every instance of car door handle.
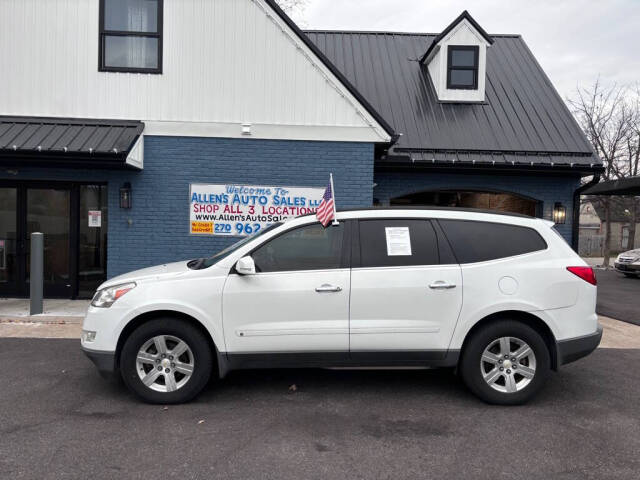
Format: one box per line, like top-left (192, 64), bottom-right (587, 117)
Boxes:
top-left (315, 284), bottom-right (342, 293)
top-left (429, 281), bottom-right (456, 290)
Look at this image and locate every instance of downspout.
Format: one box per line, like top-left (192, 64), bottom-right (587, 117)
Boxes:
top-left (572, 173), bottom-right (601, 252)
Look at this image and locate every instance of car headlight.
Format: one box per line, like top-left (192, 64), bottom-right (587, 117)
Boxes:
top-left (91, 282), bottom-right (136, 308)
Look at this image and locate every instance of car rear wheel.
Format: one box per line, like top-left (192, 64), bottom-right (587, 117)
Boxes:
top-left (120, 318), bottom-right (213, 404)
top-left (460, 320), bottom-right (550, 405)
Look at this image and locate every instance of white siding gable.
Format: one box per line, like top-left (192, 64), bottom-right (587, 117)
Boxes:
top-left (0, 0), bottom-right (390, 143)
top-left (426, 18), bottom-right (490, 103)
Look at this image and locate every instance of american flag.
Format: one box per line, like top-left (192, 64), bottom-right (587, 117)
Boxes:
top-left (316, 181), bottom-right (335, 227)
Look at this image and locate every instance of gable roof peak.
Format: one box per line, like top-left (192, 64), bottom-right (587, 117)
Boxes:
top-left (261, 0), bottom-right (396, 141)
top-left (420, 10), bottom-right (494, 63)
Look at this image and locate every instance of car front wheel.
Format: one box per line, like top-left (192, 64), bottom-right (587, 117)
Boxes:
top-left (460, 320), bottom-right (551, 405)
top-left (120, 318), bottom-right (213, 404)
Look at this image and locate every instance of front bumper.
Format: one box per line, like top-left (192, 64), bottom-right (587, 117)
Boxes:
top-left (556, 325), bottom-right (603, 366)
top-left (82, 346), bottom-right (117, 378)
top-left (614, 262), bottom-right (640, 273)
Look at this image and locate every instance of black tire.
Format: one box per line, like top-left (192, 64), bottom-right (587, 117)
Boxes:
top-left (623, 273), bottom-right (638, 278)
top-left (120, 318), bottom-right (213, 404)
top-left (459, 320), bottom-right (551, 405)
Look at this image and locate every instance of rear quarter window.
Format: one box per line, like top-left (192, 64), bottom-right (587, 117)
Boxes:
top-left (438, 219), bottom-right (547, 264)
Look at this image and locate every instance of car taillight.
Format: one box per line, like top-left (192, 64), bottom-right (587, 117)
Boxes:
top-left (567, 266), bottom-right (597, 286)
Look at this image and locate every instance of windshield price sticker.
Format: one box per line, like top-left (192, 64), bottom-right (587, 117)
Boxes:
top-left (190, 183), bottom-right (325, 236)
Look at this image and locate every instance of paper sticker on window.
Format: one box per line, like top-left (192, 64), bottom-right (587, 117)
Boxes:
top-left (88, 210), bottom-right (102, 228)
top-left (385, 227), bottom-right (412, 256)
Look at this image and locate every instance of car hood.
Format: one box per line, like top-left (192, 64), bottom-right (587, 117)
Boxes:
top-left (619, 249), bottom-right (640, 257)
top-left (98, 261), bottom-right (193, 290)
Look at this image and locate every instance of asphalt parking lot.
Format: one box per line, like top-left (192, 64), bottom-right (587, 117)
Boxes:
top-left (596, 269), bottom-right (640, 326)
top-left (1, 338), bottom-right (639, 480)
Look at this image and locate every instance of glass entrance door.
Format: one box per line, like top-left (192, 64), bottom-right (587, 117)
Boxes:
top-left (0, 181), bottom-right (107, 299)
top-left (0, 187), bottom-right (19, 296)
top-left (26, 188), bottom-right (72, 297)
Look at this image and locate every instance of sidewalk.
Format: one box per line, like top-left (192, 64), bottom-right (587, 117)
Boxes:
top-left (599, 316), bottom-right (640, 348)
top-left (583, 257), bottom-right (609, 268)
top-left (0, 298), bottom-right (89, 323)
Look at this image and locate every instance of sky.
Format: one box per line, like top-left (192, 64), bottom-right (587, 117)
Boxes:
top-left (288, 0), bottom-right (640, 100)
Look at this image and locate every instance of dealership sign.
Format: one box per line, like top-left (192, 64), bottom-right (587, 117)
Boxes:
top-left (189, 183), bottom-right (325, 236)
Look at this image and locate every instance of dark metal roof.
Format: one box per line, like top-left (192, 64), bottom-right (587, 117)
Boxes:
top-left (0, 116), bottom-right (144, 169)
top-left (262, 0), bottom-right (396, 140)
top-left (420, 10), bottom-right (494, 63)
top-left (583, 177), bottom-right (640, 196)
top-left (306, 31), bottom-right (601, 172)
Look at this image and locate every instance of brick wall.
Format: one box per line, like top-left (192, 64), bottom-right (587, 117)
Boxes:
top-left (1, 139), bottom-right (585, 284)
top-left (1, 136), bottom-right (374, 278)
top-left (374, 170), bottom-right (582, 242)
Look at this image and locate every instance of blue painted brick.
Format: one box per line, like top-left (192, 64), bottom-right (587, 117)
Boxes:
top-left (1, 136), bottom-right (374, 278)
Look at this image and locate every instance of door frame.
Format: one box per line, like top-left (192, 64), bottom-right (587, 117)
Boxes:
top-left (221, 219), bottom-right (353, 355)
top-left (348, 216), bottom-right (463, 357)
top-left (0, 179), bottom-right (107, 299)
top-left (0, 184), bottom-right (20, 296)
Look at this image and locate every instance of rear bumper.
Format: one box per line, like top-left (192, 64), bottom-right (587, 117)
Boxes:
top-left (82, 346), bottom-right (117, 378)
top-left (556, 325), bottom-right (603, 366)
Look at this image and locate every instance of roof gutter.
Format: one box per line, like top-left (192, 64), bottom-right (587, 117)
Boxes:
top-left (571, 173), bottom-right (601, 252)
top-left (376, 158), bottom-right (605, 175)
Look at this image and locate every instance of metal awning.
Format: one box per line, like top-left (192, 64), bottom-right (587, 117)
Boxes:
top-left (582, 177), bottom-right (640, 196)
top-left (0, 116), bottom-right (145, 170)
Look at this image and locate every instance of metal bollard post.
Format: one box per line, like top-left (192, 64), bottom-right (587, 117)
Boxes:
top-left (30, 232), bottom-right (44, 315)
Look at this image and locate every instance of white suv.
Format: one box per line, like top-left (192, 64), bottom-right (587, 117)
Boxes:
top-left (82, 208), bottom-right (601, 405)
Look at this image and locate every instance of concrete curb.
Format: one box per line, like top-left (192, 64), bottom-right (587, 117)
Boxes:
top-left (0, 316), bottom-right (84, 325)
top-left (0, 322), bottom-right (82, 339)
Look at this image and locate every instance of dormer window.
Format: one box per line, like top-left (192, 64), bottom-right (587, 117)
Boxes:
top-left (421, 11), bottom-right (493, 102)
top-left (99, 0), bottom-right (163, 74)
top-left (447, 46), bottom-right (479, 90)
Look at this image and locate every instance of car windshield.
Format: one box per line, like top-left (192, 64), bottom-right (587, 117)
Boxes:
top-left (199, 222), bottom-right (283, 268)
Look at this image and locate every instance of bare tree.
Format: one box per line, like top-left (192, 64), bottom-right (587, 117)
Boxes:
top-left (621, 86), bottom-right (640, 249)
top-left (275, 0), bottom-right (308, 16)
top-left (569, 80), bottom-right (637, 265)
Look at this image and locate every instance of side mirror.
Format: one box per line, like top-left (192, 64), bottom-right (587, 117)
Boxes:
top-left (235, 256), bottom-right (256, 275)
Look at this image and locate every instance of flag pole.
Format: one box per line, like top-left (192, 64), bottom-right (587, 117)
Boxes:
top-left (330, 173), bottom-right (339, 225)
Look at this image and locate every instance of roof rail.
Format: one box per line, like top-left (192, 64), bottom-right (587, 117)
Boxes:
top-left (297, 206), bottom-right (536, 219)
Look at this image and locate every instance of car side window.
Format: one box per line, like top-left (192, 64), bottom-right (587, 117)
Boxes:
top-left (358, 219), bottom-right (439, 268)
top-left (438, 219), bottom-right (547, 264)
top-left (251, 223), bottom-right (344, 273)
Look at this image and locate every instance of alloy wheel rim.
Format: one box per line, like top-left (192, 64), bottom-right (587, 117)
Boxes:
top-left (136, 335), bottom-right (195, 393)
top-left (480, 336), bottom-right (536, 393)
